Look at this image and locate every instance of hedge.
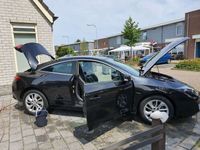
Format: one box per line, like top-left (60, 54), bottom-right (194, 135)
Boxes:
top-left (175, 59), bottom-right (200, 71)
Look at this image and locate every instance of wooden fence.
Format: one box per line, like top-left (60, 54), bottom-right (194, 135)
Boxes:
top-left (102, 118), bottom-right (166, 150)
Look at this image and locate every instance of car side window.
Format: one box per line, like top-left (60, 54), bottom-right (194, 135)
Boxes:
top-left (79, 61), bottom-right (123, 83)
top-left (42, 61), bottom-right (75, 74)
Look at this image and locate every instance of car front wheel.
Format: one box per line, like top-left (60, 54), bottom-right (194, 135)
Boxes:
top-left (23, 90), bottom-right (48, 115)
top-left (139, 95), bottom-right (174, 123)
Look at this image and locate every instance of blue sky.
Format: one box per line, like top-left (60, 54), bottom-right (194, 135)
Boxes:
top-left (44, 0), bottom-right (200, 45)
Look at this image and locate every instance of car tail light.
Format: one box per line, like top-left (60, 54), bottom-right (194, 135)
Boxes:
top-left (15, 75), bottom-right (21, 81)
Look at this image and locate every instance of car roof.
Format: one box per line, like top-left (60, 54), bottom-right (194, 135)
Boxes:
top-left (36, 56), bottom-right (114, 70)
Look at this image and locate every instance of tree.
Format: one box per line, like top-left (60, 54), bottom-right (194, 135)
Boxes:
top-left (80, 38), bottom-right (88, 55)
top-left (76, 39), bottom-right (81, 43)
top-left (56, 46), bottom-right (75, 57)
top-left (122, 17), bottom-right (141, 47)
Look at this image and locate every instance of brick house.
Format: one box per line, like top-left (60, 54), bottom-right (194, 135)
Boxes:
top-left (185, 10), bottom-right (200, 58)
top-left (0, 0), bottom-right (57, 86)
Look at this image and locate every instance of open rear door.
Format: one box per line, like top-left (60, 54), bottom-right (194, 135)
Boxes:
top-left (83, 79), bottom-right (133, 130)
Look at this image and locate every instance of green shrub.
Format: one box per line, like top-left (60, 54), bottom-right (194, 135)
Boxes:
top-left (132, 57), bottom-right (140, 62)
top-left (175, 59), bottom-right (200, 71)
top-left (56, 46), bottom-right (76, 58)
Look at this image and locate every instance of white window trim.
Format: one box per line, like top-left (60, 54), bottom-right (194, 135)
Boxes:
top-left (176, 24), bottom-right (183, 36)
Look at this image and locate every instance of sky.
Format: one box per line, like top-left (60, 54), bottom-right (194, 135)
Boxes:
top-left (44, 0), bottom-right (200, 45)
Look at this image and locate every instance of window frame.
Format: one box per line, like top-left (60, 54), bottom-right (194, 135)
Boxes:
top-left (142, 32), bottom-right (147, 40)
top-left (176, 24), bottom-right (183, 36)
top-left (78, 60), bottom-right (124, 85)
top-left (40, 61), bottom-right (77, 76)
top-left (11, 23), bottom-right (38, 72)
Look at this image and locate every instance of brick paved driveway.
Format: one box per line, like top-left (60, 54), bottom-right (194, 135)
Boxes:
top-left (0, 65), bottom-right (200, 150)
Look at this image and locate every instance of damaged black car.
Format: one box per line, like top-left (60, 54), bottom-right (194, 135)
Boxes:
top-left (12, 37), bottom-right (200, 130)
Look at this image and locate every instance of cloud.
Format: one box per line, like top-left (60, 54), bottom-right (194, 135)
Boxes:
top-left (44, 0), bottom-right (200, 45)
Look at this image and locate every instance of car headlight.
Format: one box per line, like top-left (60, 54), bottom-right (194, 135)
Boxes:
top-left (184, 88), bottom-right (199, 99)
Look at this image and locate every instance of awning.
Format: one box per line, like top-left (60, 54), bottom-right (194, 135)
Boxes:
top-left (109, 45), bottom-right (131, 52)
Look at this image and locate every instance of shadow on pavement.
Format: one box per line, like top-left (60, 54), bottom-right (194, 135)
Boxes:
top-left (73, 119), bottom-right (123, 144)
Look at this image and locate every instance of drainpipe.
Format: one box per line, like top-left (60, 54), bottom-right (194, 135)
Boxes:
top-left (186, 13), bottom-right (190, 58)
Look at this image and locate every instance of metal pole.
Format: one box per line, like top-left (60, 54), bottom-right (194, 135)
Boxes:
top-left (87, 24), bottom-right (98, 49)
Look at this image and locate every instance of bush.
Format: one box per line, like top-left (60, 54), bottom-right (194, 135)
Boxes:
top-left (175, 59), bottom-right (200, 71)
top-left (132, 57), bottom-right (140, 62)
top-left (125, 57), bottom-right (140, 66)
top-left (56, 46), bottom-right (76, 58)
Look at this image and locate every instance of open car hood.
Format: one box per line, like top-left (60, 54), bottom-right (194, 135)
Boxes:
top-left (15, 43), bottom-right (55, 70)
top-left (141, 37), bottom-right (189, 76)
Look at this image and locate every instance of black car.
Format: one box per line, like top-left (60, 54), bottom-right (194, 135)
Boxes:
top-left (12, 37), bottom-right (200, 130)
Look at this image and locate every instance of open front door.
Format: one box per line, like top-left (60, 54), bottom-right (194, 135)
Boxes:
top-left (79, 61), bottom-right (133, 130)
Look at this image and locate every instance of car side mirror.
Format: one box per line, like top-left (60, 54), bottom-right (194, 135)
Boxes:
top-left (123, 74), bottom-right (131, 82)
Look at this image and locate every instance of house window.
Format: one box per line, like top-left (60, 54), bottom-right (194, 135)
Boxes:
top-left (12, 24), bottom-right (37, 72)
top-left (116, 36), bottom-right (121, 45)
top-left (142, 32), bottom-right (147, 40)
top-left (176, 24), bottom-right (183, 36)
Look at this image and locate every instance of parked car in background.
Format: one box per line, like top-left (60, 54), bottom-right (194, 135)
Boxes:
top-left (139, 52), bottom-right (171, 65)
top-left (12, 37), bottom-right (200, 130)
top-left (171, 51), bottom-right (184, 60)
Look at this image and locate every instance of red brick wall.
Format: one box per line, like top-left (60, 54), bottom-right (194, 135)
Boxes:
top-left (185, 9), bottom-right (200, 58)
top-left (94, 38), bottom-right (108, 49)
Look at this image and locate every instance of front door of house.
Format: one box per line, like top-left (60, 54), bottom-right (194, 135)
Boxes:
top-left (196, 42), bottom-right (200, 58)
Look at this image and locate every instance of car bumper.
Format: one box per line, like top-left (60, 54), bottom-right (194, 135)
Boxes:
top-left (173, 94), bottom-right (200, 118)
top-left (12, 80), bottom-right (24, 102)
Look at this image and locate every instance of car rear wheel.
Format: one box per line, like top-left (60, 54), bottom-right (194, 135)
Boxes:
top-left (23, 90), bottom-right (48, 115)
top-left (139, 95), bottom-right (174, 123)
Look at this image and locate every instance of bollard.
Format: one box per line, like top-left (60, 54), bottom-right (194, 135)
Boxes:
top-left (150, 111), bottom-right (168, 150)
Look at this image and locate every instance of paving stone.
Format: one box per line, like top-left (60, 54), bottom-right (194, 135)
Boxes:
top-left (82, 142), bottom-right (98, 150)
top-left (48, 131), bottom-right (61, 140)
top-left (0, 141), bottom-right (9, 150)
top-left (179, 135), bottom-right (200, 149)
top-left (22, 128), bottom-right (34, 137)
top-left (24, 143), bottom-right (38, 150)
top-left (63, 136), bottom-right (79, 144)
top-left (10, 132), bottom-right (22, 142)
top-left (173, 146), bottom-right (187, 150)
top-left (10, 140), bottom-right (23, 150)
top-left (68, 141), bottom-right (83, 150)
top-left (1, 133), bottom-right (9, 142)
top-left (166, 137), bottom-right (182, 147)
top-left (193, 124), bottom-right (200, 135)
top-left (59, 130), bottom-right (74, 138)
top-left (34, 128), bottom-right (46, 136)
top-left (51, 138), bottom-right (69, 150)
top-left (23, 135), bottom-right (37, 145)
top-left (39, 141), bottom-right (53, 150)
top-left (10, 126), bottom-right (21, 134)
top-left (36, 134), bottom-right (49, 145)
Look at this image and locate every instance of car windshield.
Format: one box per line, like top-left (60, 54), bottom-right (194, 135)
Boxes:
top-left (114, 61), bottom-right (139, 76)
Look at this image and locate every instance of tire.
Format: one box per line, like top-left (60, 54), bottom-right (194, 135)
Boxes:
top-left (139, 95), bottom-right (174, 123)
top-left (23, 90), bottom-right (49, 115)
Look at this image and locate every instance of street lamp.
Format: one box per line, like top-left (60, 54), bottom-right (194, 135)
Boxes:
top-left (87, 24), bottom-right (98, 49)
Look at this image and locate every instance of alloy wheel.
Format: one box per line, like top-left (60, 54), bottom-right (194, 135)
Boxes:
top-left (25, 92), bottom-right (44, 113)
top-left (143, 99), bottom-right (169, 121)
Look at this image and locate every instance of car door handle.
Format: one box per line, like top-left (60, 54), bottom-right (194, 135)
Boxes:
top-left (89, 95), bottom-right (101, 100)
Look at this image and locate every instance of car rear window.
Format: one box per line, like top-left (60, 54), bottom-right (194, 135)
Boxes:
top-left (42, 61), bottom-right (76, 74)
